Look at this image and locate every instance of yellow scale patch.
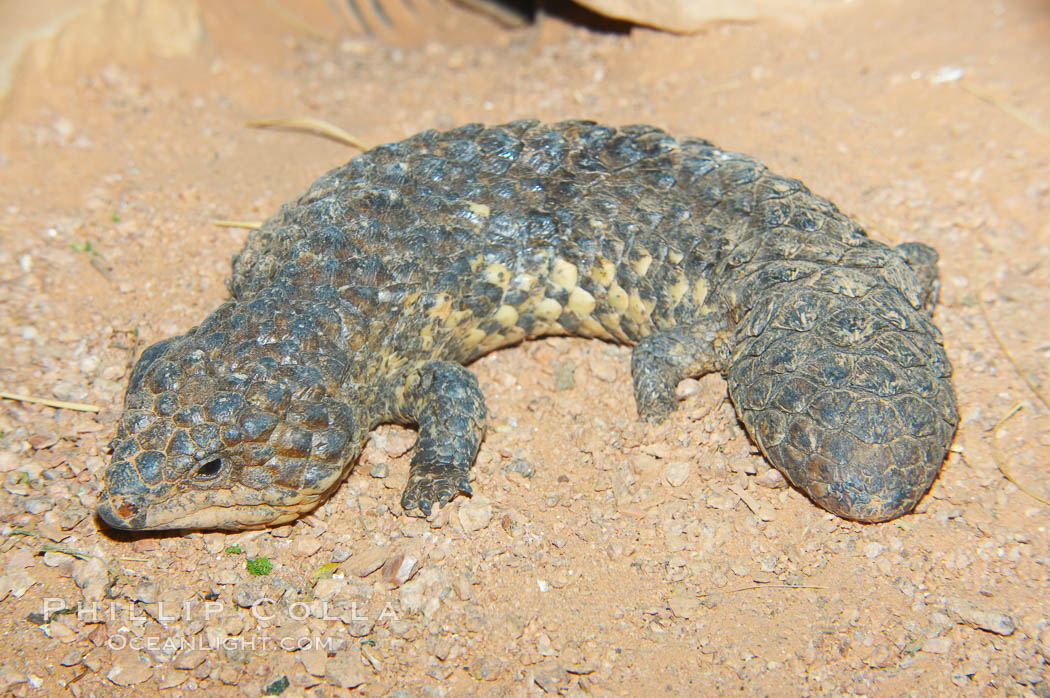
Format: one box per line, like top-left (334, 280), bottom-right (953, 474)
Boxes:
top-left (461, 327), bottom-right (487, 349)
top-left (443, 309), bottom-right (474, 329)
top-left (631, 247), bottom-right (653, 277)
top-left (550, 258), bottom-right (578, 291)
top-left (428, 293), bottom-right (453, 320)
top-left (692, 277), bottom-right (709, 306)
top-left (534, 297), bottom-right (564, 322)
top-left (607, 283), bottom-right (629, 313)
top-left (590, 258), bottom-right (616, 287)
top-left (494, 304), bottom-right (519, 327)
top-left (484, 263), bottom-right (511, 288)
top-left (418, 325), bottom-right (434, 353)
top-left (465, 201), bottom-right (491, 219)
top-left (666, 271), bottom-right (689, 307)
top-left (627, 290), bottom-right (654, 324)
top-left (567, 287), bottom-right (596, 316)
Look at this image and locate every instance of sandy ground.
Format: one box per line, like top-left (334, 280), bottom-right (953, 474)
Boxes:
top-left (1, 0), bottom-right (1049, 695)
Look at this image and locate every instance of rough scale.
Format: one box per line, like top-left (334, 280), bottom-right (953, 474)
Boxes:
top-left (97, 120), bottom-right (959, 530)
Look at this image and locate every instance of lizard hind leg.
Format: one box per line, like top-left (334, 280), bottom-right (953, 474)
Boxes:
top-left (390, 360), bottom-right (488, 517)
top-left (630, 315), bottom-right (731, 423)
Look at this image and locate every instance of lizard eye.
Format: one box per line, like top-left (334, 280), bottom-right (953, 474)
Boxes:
top-left (195, 458), bottom-right (224, 480)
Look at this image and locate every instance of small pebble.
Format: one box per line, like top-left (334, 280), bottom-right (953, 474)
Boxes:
top-left (106, 660), bottom-right (153, 686)
top-left (661, 460), bottom-right (690, 487)
top-left (553, 360), bottom-right (576, 391)
top-left (754, 468), bottom-right (788, 489)
top-left (503, 457), bottom-right (534, 478)
top-left (295, 536), bottom-right (322, 557)
top-left (458, 495), bottom-right (493, 531)
top-left (325, 654), bottom-right (366, 689)
top-left (382, 551), bottom-right (422, 587)
top-left (675, 378), bottom-right (702, 398)
top-left (300, 649), bottom-right (326, 677)
top-left (348, 547), bottom-right (387, 578)
top-left (946, 597), bottom-right (1016, 636)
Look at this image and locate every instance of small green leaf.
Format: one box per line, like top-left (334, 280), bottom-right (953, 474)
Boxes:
top-left (224, 544), bottom-right (242, 555)
top-left (246, 557), bottom-right (273, 576)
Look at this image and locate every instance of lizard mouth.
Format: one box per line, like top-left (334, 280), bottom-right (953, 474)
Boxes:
top-left (97, 488), bottom-right (321, 531)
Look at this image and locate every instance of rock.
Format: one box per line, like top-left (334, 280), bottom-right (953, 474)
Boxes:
top-left (946, 597), bottom-right (1016, 636)
top-left (922, 636), bottom-right (952, 654)
top-left (28, 433), bottom-right (59, 450)
top-left (668, 590), bottom-right (701, 619)
top-left (503, 457), bottom-right (534, 478)
top-left (325, 652), bottom-right (366, 689)
top-left (400, 577), bottom-right (427, 613)
top-left (553, 360), bottom-right (576, 390)
top-left (453, 575), bottom-right (473, 601)
top-left (262, 675), bottom-right (290, 695)
top-left (24, 496), bottom-right (52, 515)
top-left (1038, 627), bottom-right (1050, 662)
top-left (675, 378), bottom-right (702, 398)
top-left (536, 632), bottom-right (557, 657)
top-left (295, 536), bottom-right (322, 557)
top-left (458, 495), bottom-right (493, 531)
top-left (705, 492), bottom-right (737, 511)
top-left (173, 650), bottom-right (207, 670)
top-left (467, 655), bottom-right (501, 681)
top-left (71, 558), bottom-right (109, 602)
top-left (348, 547), bottom-right (387, 578)
top-left (106, 659), bottom-right (153, 686)
top-left (754, 468), bottom-right (788, 489)
top-left (313, 577), bottom-right (346, 600)
top-left (661, 460), bottom-right (690, 487)
top-left (378, 428), bottom-right (416, 458)
top-left (234, 587), bottom-right (263, 608)
top-left (45, 617), bottom-right (78, 643)
top-left (157, 669), bottom-right (188, 689)
top-left (630, 453), bottom-right (661, 479)
top-left (216, 665), bottom-right (240, 684)
top-left (589, 357), bottom-right (619, 382)
top-left (532, 660), bottom-right (568, 692)
top-left (300, 648), bottom-right (327, 677)
top-left (382, 551), bottom-right (422, 587)
top-left (126, 580), bottom-right (159, 604)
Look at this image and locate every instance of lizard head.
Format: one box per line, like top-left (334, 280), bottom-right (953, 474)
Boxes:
top-left (97, 299), bottom-right (361, 531)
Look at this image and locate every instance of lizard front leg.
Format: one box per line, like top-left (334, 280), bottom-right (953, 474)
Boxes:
top-left (389, 360), bottom-right (487, 516)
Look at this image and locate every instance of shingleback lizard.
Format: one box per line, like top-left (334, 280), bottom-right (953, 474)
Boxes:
top-left (97, 120), bottom-right (959, 531)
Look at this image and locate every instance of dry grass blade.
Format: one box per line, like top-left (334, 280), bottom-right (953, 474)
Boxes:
top-left (959, 80), bottom-right (1050, 139)
top-left (39, 542), bottom-right (127, 585)
top-left (697, 583), bottom-right (825, 599)
top-left (972, 240), bottom-right (1049, 411)
top-left (245, 117), bottom-right (369, 151)
top-left (989, 402), bottom-right (1049, 506)
top-left (0, 390), bottom-right (100, 413)
top-left (212, 219), bottom-right (263, 230)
